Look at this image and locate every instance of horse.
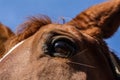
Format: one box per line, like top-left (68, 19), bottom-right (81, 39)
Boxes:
top-left (0, 0), bottom-right (120, 80)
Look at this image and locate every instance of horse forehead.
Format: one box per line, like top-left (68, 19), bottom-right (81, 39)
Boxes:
top-left (42, 24), bottom-right (76, 31)
top-left (38, 24), bottom-right (80, 37)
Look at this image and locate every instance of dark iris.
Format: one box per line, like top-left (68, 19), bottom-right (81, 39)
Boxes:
top-left (45, 38), bottom-right (77, 58)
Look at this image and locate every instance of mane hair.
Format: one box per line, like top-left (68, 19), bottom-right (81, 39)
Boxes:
top-left (3, 15), bottom-right (52, 56)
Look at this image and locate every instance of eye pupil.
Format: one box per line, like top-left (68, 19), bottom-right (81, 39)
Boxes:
top-left (52, 40), bottom-right (76, 58)
top-left (54, 41), bottom-right (70, 55)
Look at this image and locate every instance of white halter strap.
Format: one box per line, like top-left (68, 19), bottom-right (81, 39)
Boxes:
top-left (0, 41), bottom-right (25, 62)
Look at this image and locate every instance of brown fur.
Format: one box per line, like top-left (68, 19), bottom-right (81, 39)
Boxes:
top-left (4, 16), bottom-right (51, 54)
top-left (0, 23), bottom-right (14, 58)
top-left (67, 0), bottom-right (120, 38)
top-left (0, 0), bottom-right (120, 80)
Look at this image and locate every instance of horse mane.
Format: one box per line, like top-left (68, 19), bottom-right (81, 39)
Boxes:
top-left (2, 16), bottom-right (52, 56)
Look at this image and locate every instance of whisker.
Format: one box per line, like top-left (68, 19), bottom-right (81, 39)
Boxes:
top-left (67, 61), bottom-right (96, 69)
top-left (73, 49), bottom-right (88, 57)
top-left (69, 49), bottom-right (96, 69)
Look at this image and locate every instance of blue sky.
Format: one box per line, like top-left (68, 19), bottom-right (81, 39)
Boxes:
top-left (0, 0), bottom-right (120, 57)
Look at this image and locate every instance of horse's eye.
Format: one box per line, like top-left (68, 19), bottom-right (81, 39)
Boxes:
top-left (45, 38), bottom-right (77, 58)
top-left (53, 40), bottom-right (76, 57)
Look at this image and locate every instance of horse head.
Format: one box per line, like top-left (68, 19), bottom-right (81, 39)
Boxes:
top-left (0, 0), bottom-right (120, 80)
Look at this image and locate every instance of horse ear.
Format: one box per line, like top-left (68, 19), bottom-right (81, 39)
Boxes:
top-left (0, 23), bottom-right (14, 58)
top-left (0, 23), bottom-right (14, 45)
top-left (67, 0), bottom-right (120, 39)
